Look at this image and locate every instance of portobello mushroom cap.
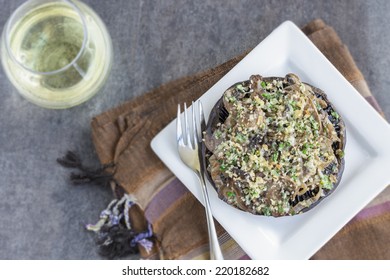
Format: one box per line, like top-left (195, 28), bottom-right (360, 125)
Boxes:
top-left (202, 73), bottom-right (346, 217)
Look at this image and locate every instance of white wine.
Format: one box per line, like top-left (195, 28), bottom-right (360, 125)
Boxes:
top-left (1, 0), bottom-right (113, 108)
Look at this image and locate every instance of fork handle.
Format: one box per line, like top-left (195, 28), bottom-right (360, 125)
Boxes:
top-left (197, 172), bottom-right (224, 260)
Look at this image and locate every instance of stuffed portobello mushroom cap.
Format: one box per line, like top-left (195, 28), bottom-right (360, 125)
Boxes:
top-left (202, 73), bottom-right (346, 217)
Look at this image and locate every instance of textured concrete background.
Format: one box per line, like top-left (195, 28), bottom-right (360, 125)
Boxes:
top-left (0, 0), bottom-right (389, 259)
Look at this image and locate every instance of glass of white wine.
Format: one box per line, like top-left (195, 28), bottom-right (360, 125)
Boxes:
top-left (0, 0), bottom-right (113, 109)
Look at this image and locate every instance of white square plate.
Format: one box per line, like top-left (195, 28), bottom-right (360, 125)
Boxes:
top-left (151, 21), bottom-right (390, 259)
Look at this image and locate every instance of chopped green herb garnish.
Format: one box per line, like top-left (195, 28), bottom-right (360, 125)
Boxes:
top-left (261, 81), bottom-right (267, 89)
top-left (262, 93), bottom-right (272, 100)
top-left (236, 84), bottom-right (245, 92)
top-left (309, 116), bottom-right (319, 130)
top-left (236, 133), bottom-right (247, 143)
top-left (225, 95), bottom-right (237, 103)
top-left (262, 206), bottom-right (271, 216)
top-left (227, 191), bottom-right (236, 198)
top-left (278, 204), bottom-right (284, 214)
top-left (271, 169), bottom-right (280, 177)
top-left (336, 149), bottom-right (345, 158)
top-left (291, 174), bottom-right (298, 182)
top-left (289, 100), bottom-right (300, 110)
top-left (331, 111), bottom-right (340, 119)
top-left (320, 175), bottom-right (333, 190)
top-left (301, 143), bottom-right (311, 155)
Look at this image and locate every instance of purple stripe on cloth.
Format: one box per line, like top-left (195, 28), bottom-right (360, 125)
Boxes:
top-left (365, 96), bottom-right (383, 114)
top-left (145, 178), bottom-right (189, 223)
top-left (352, 201), bottom-right (390, 222)
top-left (239, 254), bottom-right (251, 260)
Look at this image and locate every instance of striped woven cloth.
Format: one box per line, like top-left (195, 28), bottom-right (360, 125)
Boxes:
top-left (89, 19), bottom-right (389, 260)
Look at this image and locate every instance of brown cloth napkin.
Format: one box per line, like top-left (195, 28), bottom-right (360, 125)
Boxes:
top-left (89, 19), bottom-right (389, 259)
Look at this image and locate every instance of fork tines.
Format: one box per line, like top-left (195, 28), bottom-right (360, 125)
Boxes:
top-left (177, 101), bottom-right (205, 148)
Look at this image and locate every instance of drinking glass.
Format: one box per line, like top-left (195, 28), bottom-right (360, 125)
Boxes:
top-left (0, 0), bottom-right (113, 109)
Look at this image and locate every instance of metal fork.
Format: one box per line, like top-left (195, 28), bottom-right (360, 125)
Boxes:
top-left (176, 101), bottom-right (224, 260)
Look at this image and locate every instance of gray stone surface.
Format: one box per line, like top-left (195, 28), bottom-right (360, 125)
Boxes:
top-left (0, 0), bottom-right (389, 259)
